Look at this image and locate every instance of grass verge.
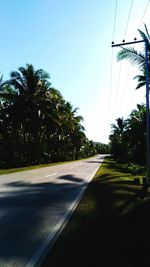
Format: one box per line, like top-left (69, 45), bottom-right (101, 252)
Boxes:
top-left (0, 156), bottom-right (95, 175)
top-left (42, 157), bottom-right (150, 267)
top-left (0, 161), bottom-right (70, 175)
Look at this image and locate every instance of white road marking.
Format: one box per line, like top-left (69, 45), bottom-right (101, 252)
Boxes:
top-left (26, 156), bottom-right (105, 267)
top-left (45, 173), bottom-right (56, 178)
top-left (69, 167), bottom-right (74, 170)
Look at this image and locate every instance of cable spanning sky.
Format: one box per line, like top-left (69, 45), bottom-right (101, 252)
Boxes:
top-left (0, 0), bottom-right (150, 143)
top-left (109, 0), bottom-right (150, 139)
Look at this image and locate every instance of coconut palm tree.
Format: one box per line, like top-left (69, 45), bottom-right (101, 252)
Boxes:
top-left (109, 117), bottom-right (127, 160)
top-left (122, 104), bottom-right (146, 164)
top-left (0, 64), bottom-right (89, 167)
top-left (117, 24), bottom-right (150, 90)
top-left (2, 64), bottom-right (53, 165)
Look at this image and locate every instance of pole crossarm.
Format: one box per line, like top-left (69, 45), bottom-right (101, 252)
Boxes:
top-left (112, 40), bottom-right (144, 47)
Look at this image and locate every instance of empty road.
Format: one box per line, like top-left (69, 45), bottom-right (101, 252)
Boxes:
top-left (0, 155), bottom-right (105, 267)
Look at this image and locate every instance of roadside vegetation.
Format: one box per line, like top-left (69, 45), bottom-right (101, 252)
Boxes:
top-left (109, 104), bottom-right (146, 165)
top-left (0, 64), bottom-right (109, 169)
top-left (42, 157), bottom-right (150, 267)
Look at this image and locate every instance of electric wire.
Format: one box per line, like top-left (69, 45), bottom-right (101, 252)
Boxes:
top-left (111, 0), bottom-right (134, 121)
top-left (115, 0), bottom-right (134, 118)
top-left (112, 0), bottom-right (134, 119)
top-left (109, 49), bottom-right (114, 121)
top-left (113, 62), bottom-right (122, 119)
top-left (118, 65), bottom-right (131, 114)
top-left (138, 0), bottom-right (150, 29)
top-left (125, 87), bottom-right (136, 115)
top-left (114, 0), bottom-right (150, 120)
top-left (110, 0), bottom-right (149, 125)
top-left (123, 0), bottom-right (134, 39)
top-left (121, 0), bottom-right (150, 117)
top-left (109, 0), bottom-right (118, 123)
top-left (112, 0), bottom-right (118, 42)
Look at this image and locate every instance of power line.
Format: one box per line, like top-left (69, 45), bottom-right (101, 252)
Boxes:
top-left (108, 48), bottom-right (114, 120)
top-left (116, 0), bottom-right (134, 116)
top-left (118, 65), bottom-right (131, 113)
top-left (110, 0), bottom-right (147, 123)
top-left (112, 0), bottom-right (149, 118)
top-left (112, 0), bottom-right (118, 42)
top-left (118, 1), bottom-right (150, 116)
top-left (123, 0), bottom-right (134, 39)
top-left (109, 0), bottom-right (118, 122)
top-left (111, 0), bottom-right (134, 122)
top-left (113, 62), bottom-right (122, 118)
top-left (120, 0), bottom-right (150, 113)
top-left (138, 0), bottom-right (150, 29)
top-left (110, 1), bottom-right (150, 129)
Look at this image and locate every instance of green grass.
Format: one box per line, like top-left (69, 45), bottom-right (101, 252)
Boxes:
top-left (0, 161), bottom-right (69, 175)
top-left (42, 157), bottom-right (150, 267)
top-left (0, 156), bottom-right (94, 176)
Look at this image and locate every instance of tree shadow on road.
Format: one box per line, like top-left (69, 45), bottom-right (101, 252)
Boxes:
top-left (0, 174), bottom-right (85, 265)
top-left (58, 175), bottom-right (84, 183)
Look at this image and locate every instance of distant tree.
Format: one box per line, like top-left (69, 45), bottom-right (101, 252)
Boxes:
top-left (109, 117), bottom-right (128, 161)
top-left (95, 143), bottom-right (110, 154)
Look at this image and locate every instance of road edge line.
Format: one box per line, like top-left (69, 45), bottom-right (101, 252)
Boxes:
top-left (26, 157), bottom-right (104, 267)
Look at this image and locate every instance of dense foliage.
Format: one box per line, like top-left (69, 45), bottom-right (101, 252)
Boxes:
top-left (0, 64), bottom-right (108, 168)
top-left (109, 104), bottom-right (146, 165)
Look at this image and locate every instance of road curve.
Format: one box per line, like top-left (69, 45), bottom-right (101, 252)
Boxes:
top-left (0, 154), bottom-right (105, 267)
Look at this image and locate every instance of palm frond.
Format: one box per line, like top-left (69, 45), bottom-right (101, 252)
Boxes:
top-left (117, 47), bottom-right (145, 69)
top-left (74, 115), bottom-right (84, 122)
top-left (10, 71), bottom-right (21, 79)
top-left (138, 29), bottom-right (150, 50)
top-left (133, 74), bottom-right (146, 89)
top-left (50, 87), bottom-right (63, 99)
top-left (135, 81), bottom-right (146, 90)
top-left (36, 69), bottom-right (50, 80)
top-left (134, 74), bottom-right (145, 82)
top-left (144, 24), bottom-right (150, 39)
top-left (0, 74), bottom-right (3, 84)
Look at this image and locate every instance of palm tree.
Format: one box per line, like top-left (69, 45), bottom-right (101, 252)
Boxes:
top-left (0, 64), bottom-right (89, 167)
top-left (109, 117), bottom-right (127, 160)
top-left (9, 64), bottom-right (50, 94)
top-left (2, 64), bottom-right (52, 165)
top-left (117, 24), bottom-right (150, 90)
top-left (125, 104), bottom-right (146, 164)
top-left (111, 117), bottom-right (126, 137)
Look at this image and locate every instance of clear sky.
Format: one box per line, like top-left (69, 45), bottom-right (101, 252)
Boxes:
top-left (0, 0), bottom-right (150, 144)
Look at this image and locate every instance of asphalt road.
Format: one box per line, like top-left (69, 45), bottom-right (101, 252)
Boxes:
top-left (0, 155), bottom-right (105, 267)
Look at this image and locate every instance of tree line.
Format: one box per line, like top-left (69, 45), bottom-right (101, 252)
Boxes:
top-left (109, 104), bottom-right (146, 165)
top-left (0, 64), bottom-right (109, 168)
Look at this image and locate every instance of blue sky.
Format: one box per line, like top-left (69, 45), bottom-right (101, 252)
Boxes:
top-left (0, 0), bottom-right (150, 143)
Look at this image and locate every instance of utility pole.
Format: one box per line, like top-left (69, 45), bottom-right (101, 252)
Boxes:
top-left (112, 39), bottom-right (150, 185)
